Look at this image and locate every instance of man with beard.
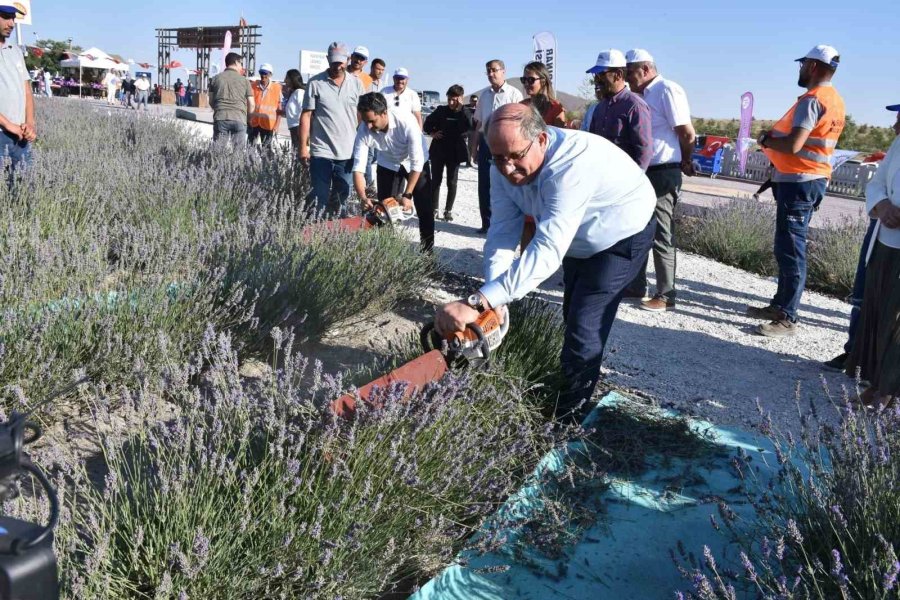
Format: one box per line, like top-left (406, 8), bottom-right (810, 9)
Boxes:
top-left (435, 104), bottom-right (656, 416)
top-left (586, 49), bottom-right (652, 171)
top-left (0, 4), bottom-right (36, 175)
top-left (747, 45), bottom-right (845, 337)
top-left (300, 42), bottom-right (364, 216)
top-left (380, 67), bottom-right (422, 128)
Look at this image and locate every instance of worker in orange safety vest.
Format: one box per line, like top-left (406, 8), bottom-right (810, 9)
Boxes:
top-left (746, 44), bottom-right (846, 338)
top-left (248, 62), bottom-right (283, 146)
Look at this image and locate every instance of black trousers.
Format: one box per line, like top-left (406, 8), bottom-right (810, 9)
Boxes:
top-left (430, 155), bottom-right (461, 214)
top-left (376, 163), bottom-right (435, 252)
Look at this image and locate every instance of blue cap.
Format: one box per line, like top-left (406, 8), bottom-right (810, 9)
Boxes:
top-left (887, 104), bottom-right (900, 112)
top-left (0, 4), bottom-right (25, 15)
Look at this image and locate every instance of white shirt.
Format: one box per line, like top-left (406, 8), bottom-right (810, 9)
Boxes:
top-left (380, 86), bottom-right (422, 117)
top-left (352, 109), bottom-right (426, 174)
top-left (474, 82), bottom-right (524, 132)
top-left (479, 128), bottom-right (656, 308)
top-left (640, 75), bottom-right (692, 165)
top-left (134, 78), bottom-right (150, 92)
top-left (284, 88), bottom-right (305, 128)
top-left (866, 135), bottom-right (900, 250)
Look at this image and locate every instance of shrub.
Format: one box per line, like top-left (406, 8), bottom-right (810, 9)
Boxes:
top-left (808, 213), bottom-right (870, 297)
top-left (679, 198), bottom-right (776, 276)
top-left (0, 100), bottom-right (431, 414)
top-left (675, 394), bottom-right (900, 600)
top-left (46, 330), bottom-right (555, 599)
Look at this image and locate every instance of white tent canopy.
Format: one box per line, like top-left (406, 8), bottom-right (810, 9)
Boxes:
top-left (60, 47), bottom-right (129, 72)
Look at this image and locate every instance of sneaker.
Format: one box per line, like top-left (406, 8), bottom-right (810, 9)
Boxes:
top-left (443, 211), bottom-right (453, 222)
top-left (746, 304), bottom-right (782, 320)
top-left (756, 315), bottom-right (798, 338)
top-left (822, 352), bottom-right (848, 372)
top-left (640, 295), bottom-right (675, 312)
top-left (752, 193), bottom-right (760, 201)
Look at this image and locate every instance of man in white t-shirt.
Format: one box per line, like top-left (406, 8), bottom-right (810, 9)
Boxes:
top-left (134, 74), bottom-right (151, 110)
top-left (624, 48), bottom-right (696, 313)
top-left (380, 68), bottom-right (422, 129)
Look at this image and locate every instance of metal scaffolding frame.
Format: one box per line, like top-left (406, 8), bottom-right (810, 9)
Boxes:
top-left (154, 24), bottom-right (261, 95)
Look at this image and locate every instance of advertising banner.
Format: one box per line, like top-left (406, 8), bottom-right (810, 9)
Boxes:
top-left (532, 31), bottom-right (557, 89)
top-left (737, 91), bottom-right (754, 175)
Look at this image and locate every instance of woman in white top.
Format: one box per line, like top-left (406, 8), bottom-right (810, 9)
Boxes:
top-left (846, 104), bottom-right (900, 407)
top-left (280, 69), bottom-right (306, 151)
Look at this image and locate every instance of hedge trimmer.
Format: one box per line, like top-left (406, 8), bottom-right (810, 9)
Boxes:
top-left (331, 307), bottom-right (509, 418)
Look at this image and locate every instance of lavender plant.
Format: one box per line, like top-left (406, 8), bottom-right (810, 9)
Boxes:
top-left (808, 212), bottom-right (871, 297)
top-left (0, 100), bottom-right (431, 415)
top-left (675, 393), bottom-right (900, 599)
top-left (44, 330), bottom-right (554, 599)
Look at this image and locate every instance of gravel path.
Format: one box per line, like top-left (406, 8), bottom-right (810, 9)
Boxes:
top-left (429, 167), bottom-right (855, 433)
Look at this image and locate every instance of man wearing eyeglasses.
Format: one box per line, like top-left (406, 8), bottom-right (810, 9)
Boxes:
top-left (380, 68), bottom-right (422, 128)
top-left (435, 104), bottom-right (656, 415)
top-left (352, 92), bottom-right (434, 252)
top-left (471, 59), bottom-right (523, 234)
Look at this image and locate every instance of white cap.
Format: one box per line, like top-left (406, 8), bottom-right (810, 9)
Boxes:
top-left (795, 45), bottom-right (840, 69)
top-left (586, 49), bottom-right (626, 74)
top-left (625, 48), bottom-right (655, 64)
top-left (393, 67), bottom-right (409, 79)
top-left (259, 63), bottom-right (274, 74)
top-left (352, 46), bottom-right (369, 59)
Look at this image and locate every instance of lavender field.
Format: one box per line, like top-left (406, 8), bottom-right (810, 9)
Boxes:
top-left (2, 101), bottom-right (897, 600)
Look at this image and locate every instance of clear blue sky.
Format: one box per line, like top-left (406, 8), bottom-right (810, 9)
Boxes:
top-left (25, 0), bottom-right (900, 127)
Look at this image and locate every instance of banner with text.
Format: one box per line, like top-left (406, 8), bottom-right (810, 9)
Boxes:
top-left (532, 31), bottom-right (557, 89)
top-left (737, 91), bottom-right (754, 175)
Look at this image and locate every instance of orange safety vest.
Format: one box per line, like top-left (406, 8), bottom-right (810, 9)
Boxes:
top-left (249, 80), bottom-right (283, 131)
top-left (763, 85), bottom-right (845, 179)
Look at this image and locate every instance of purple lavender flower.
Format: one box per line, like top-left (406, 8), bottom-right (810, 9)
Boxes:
top-left (884, 560), bottom-right (900, 591)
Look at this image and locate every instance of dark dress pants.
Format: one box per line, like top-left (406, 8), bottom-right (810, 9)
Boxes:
top-left (477, 140), bottom-right (492, 230)
top-left (559, 217), bottom-right (656, 413)
top-left (376, 163), bottom-right (435, 252)
top-left (430, 154), bottom-right (460, 214)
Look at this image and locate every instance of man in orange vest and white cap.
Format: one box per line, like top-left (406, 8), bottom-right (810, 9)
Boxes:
top-left (248, 63), bottom-right (283, 146)
top-left (747, 45), bottom-right (845, 338)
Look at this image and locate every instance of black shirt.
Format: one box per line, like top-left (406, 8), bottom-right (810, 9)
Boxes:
top-left (423, 105), bottom-right (472, 163)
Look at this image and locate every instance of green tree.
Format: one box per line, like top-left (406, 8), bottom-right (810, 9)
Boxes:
top-left (24, 38), bottom-right (82, 74)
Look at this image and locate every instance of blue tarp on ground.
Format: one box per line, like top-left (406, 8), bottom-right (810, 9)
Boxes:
top-left (412, 392), bottom-right (780, 600)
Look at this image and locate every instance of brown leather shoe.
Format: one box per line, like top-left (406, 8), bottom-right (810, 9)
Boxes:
top-left (756, 315), bottom-right (798, 338)
top-left (746, 304), bottom-right (783, 320)
top-left (640, 295), bottom-right (675, 312)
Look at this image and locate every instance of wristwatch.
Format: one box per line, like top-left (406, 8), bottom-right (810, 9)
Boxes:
top-left (401, 192), bottom-right (414, 200)
top-left (466, 293), bottom-right (485, 312)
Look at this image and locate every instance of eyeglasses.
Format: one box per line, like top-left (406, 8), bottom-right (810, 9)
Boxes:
top-left (491, 138), bottom-right (535, 165)
top-left (519, 76), bottom-right (540, 85)
top-left (394, 97), bottom-right (400, 106)
top-left (486, 67), bottom-right (503, 74)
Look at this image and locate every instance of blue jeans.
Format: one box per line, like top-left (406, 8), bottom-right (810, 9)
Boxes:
top-left (771, 179), bottom-right (827, 322)
top-left (213, 120), bottom-right (247, 144)
top-left (308, 157), bottom-right (352, 217)
top-left (477, 140), bottom-right (492, 229)
top-left (1, 131), bottom-right (32, 185)
top-left (559, 217), bottom-right (656, 410)
top-left (844, 218), bottom-right (878, 353)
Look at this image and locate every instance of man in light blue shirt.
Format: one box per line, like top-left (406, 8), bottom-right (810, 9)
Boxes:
top-left (436, 104), bottom-right (656, 413)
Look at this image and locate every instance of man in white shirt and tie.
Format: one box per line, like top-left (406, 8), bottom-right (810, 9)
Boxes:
top-left (436, 104), bottom-right (656, 415)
